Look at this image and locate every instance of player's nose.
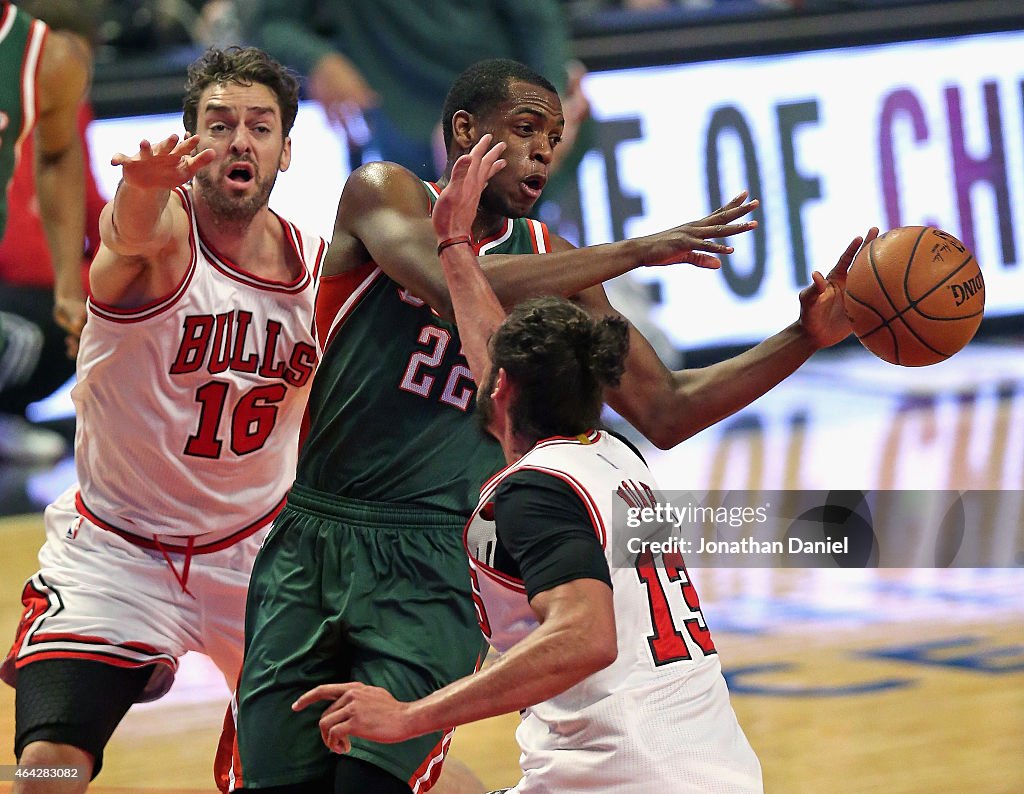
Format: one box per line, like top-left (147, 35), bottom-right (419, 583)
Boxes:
top-left (229, 128), bottom-right (253, 154)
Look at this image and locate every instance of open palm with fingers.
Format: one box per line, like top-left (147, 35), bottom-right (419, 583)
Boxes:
top-left (638, 191), bottom-right (761, 270)
top-left (111, 134), bottom-right (216, 192)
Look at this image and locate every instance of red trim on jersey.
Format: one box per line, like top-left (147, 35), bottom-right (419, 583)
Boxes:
top-left (7, 576), bottom-right (179, 671)
top-left (198, 213), bottom-right (312, 293)
top-left (407, 727), bottom-right (454, 793)
top-left (0, 4), bottom-right (13, 36)
top-left (74, 490), bottom-right (285, 553)
top-left (476, 218), bottom-right (513, 254)
top-left (215, 677), bottom-right (244, 792)
top-left (29, 631), bottom-right (166, 656)
top-left (16, 649), bottom-right (176, 672)
top-left (476, 430), bottom-right (602, 496)
top-left (526, 218), bottom-right (551, 254)
top-left (11, 18), bottom-right (46, 177)
top-left (87, 189), bottom-right (198, 322)
top-left (516, 464), bottom-right (608, 549)
top-left (316, 262), bottom-right (382, 351)
top-left (4, 578), bottom-right (50, 669)
top-left (471, 555), bottom-right (529, 595)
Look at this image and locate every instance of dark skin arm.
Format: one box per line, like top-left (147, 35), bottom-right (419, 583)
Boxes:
top-left (328, 151), bottom-right (875, 452)
top-left (34, 30), bottom-right (90, 356)
top-left (326, 160), bottom-right (758, 322)
top-left (574, 230), bottom-right (878, 449)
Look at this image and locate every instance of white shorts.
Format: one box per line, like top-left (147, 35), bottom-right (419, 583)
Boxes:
top-left (1, 485), bottom-right (269, 702)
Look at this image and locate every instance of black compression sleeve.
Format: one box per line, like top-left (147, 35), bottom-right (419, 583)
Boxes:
top-left (493, 470), bottom-right (611, 601)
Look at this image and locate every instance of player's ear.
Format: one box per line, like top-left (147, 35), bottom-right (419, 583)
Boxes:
top-left (451, 111), bottom-right (476, 152)
top-left (278, 136), bottom-right (292, 172)
top-left (492, 367), bottom-right (509, 400)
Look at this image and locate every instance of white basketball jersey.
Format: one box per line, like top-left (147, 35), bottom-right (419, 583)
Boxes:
top-left (464, 431), bottom-right (763, 794)
top-left (73, 186), bottom-right (325, 540)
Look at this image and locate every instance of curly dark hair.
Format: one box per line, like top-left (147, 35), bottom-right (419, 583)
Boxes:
top-left (441, 58), bottom-right (557, 151)
top-left (182, 47), bottom-right (300, 137)
top-left (488, 297), bottom-right (629, 443)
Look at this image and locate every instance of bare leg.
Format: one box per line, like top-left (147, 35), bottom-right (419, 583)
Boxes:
top-left (14, 741), bottom-right (93, 794)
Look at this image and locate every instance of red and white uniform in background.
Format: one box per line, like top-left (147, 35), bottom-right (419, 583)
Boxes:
top-left (1, 185), bottom-right (325, 698)
top-left (464, 431), bottom-right (763, 794)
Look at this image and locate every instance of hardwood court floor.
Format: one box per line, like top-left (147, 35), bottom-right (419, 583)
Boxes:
top-left (1, 340), bottom-right (1022, 792)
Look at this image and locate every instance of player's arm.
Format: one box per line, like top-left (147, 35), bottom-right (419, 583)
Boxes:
top-left (294, 472), bottom-right (616, 750)
top-left (34, 30), bottom-right (89, 346)
top-left (430, 135), bottom-right (508, 382)
top-left (331, 161), bottom-right (758, 322)
top-left (586, 228), bottom-right (878, 449)
top-left (90, 135), bottom-right (215, 308)
top-left (295, 578), bottom-right (615, 752)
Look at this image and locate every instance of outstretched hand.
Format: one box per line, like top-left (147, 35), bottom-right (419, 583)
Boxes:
top-left (432, 134), bottom-right (507, 242)
top-left (640, 192), bottom-right (760, 270)
top-left (293, 682), bottom-right (419, 755)
top-left (798, 227), bottom-right (879, 348)
top-left (111, 134), bottom-right (216, 192)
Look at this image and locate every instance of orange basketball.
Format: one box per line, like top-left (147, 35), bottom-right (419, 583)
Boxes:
top-left (844, 226), bottom-right (985, 366)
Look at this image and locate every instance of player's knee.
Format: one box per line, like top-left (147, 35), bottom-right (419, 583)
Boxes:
top-left (14, 741), bottom-right (92, 793)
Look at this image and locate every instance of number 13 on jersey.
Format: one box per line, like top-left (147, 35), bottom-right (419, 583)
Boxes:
top-left (636, 549), bottom-right (717, 666)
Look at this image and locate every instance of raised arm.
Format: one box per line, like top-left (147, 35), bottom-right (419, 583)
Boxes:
top-left (428, 135), bottom-right (508, 383)
top-left (585, 229), bottom-right (879, 449)
top-left (330, 160), bottom-right (758, 322)
top-left (89, 135), bottom-right (215, 308)
top-left (34, 29), bottom-right (89, 349)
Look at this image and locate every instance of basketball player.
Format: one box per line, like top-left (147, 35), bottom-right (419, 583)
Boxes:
top-left (0, 0), bottom-right (102, 463)
top-left (1, 47), bottom-right (324, 792)
top-left (222, 58), bottom-right (871, 792)
top-left (294, 134), bottom-right (769, 793)
top-left (0, 0), bottom-right (89, 405)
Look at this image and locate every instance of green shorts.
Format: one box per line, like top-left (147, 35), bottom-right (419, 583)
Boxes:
top-left (234, 484), bottom-right (488, 789)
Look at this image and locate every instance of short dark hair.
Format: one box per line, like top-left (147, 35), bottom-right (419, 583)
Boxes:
top-left (441, 58), bottom-right (558, 151)
top-left (491, 297), bottom-right (629, 442)
top-left (182, 47), bottom-right (300, 137)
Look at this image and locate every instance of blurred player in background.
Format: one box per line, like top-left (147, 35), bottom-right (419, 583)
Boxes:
top-left (0, 0), bottom-right (92, 461)
top-left (252, 0), bottom-right (590, 184)
top-left (2, 46), bottom-right (324, 792)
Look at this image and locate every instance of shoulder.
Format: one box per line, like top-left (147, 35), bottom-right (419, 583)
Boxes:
top-left (495, 468), bottom-right (589, 518)
top-left (340, 161), bottom-right (430, 209)
top-left (37, 31), bottom-right (90, 113)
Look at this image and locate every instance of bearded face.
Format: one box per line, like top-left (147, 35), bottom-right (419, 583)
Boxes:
top-left (193, 157), bottom-right (279, 223)
top-left (192, 81), bottom-right (291, 224)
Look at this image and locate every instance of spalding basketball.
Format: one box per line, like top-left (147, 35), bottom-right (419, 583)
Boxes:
top-left (844, 226), bottom-right (985, 366)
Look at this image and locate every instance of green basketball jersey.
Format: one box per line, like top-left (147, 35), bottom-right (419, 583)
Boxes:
top-left (297, 181), bottom-right (554, 517)
top-left (0, 3), bottom-right (47, 239)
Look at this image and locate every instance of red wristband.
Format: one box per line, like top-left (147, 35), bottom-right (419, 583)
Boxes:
top-left (437, 235), bottom-right (472, 255)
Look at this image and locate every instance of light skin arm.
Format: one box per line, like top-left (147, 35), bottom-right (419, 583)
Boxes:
top-left (580, 228), bottom-right (880, 449)
top-left (330, 161), bottom-right (758, 322)
top-left (89, 134), bottom-right (216, 308)
top-left (33, 30), bottom-right (89, 353)
top-left (293, 578), bottom-right (617, 752)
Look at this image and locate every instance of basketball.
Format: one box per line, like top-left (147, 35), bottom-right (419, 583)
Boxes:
top-left (844, 226), bottom-right (985, 366)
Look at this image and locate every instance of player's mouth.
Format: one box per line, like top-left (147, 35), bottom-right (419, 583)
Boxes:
top-left (225, 162), bottom-right (255, 186)
top-left (520, 174), bottom-right (546, 201)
